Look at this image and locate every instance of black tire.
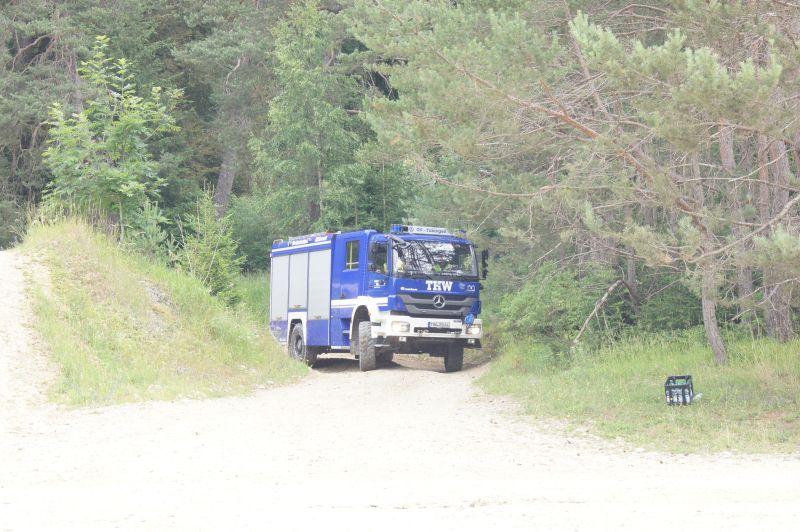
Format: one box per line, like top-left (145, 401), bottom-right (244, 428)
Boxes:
top-left (377, 351), bottom-right (394, 366)
top-left (358, 321), bottom-right (376, 371)
top-left (289, 323), bottom-right (318, 367)
top-left (444, 344), bottom-right (463, 373)
top-left (350, 328), bottom-right (359, 360)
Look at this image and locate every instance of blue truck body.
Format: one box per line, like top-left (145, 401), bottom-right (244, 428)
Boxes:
top-left (269, 225), bottom-right (483, 371)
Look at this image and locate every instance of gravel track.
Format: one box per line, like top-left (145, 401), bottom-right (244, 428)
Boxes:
top-left (1, 249), bottom-right (799, 531)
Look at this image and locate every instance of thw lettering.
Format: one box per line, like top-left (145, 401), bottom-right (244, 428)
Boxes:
top-left (425, 280), bottom-right (453, 291)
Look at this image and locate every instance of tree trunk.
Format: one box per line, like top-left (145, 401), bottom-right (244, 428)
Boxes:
top-left (765, 283), bottom-right (794, 342)
top-left (720, 127), bottom-right (754, 324)
top-left (719, 127), bottom-right (736, 172)
top-left (755, 136), bottom-right (793, 340)
top-left (733, 223), bottom-right (755, 325)
top-left (623, 206), bottom-right (639, 314)
top-left (692, 150), bottom-right (728, 363)
top-left (764, 138), bottom-right (794, 342)
top-left (625, 256), bottom-right (640, 314)
top-left (701, 266), bottom-right (728, 364)
top-left (214, 143), bottom-right (238, 218)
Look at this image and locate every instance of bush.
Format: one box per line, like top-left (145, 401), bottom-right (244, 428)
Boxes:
top-left (638, 278), bottom-right (703, 332)
top-left (177, 193), bottom-right (245, 305)
top-left (495, 262), bottom-right (633, 353)
top-left (229, 191), bottom-right (308, 271)
top-left (127, 202), bottom-right (174, 263)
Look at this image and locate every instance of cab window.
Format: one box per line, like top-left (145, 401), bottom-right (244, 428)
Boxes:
top-left (345, 240), bottom-right (360, 270)
top-left (369, 241), bottom-right (388, 275)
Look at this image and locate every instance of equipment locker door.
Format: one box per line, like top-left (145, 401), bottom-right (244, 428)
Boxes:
top-left (306, 249), bottom-right (331, 347)
top-left (330, 234), bottom-right (366, 347)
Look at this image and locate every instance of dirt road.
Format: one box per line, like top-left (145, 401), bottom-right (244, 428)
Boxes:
top-left (2, 249), bottom-right (799, 531)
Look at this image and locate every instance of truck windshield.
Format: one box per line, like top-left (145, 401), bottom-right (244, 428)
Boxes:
top-left (392, 240), bottom-right (478, 279)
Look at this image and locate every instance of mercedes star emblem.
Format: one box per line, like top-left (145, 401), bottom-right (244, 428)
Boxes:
top-left (432, 295), bottom-right (446, 309)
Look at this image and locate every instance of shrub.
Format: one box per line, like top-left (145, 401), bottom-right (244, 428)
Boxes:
top-left (495, 262), bottom-right (633, 353)
top-left (638, 278), bottom-right (703, 332)
top-left (228, 192), bottom-right (300, 272)
top-left (127, 202), bottom-right (175, 263)
top-left (177, 192), bottom-right (245, 305)
top-left (41, 36), bottom-right (180, 241)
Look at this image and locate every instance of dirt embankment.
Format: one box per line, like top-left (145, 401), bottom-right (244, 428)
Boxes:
top-left (1, 249), bottom-right (799, 531)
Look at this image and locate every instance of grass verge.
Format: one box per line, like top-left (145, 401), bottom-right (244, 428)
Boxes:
top-left (24, 220), bottom-right (306, 406)
top-left (479, 328), bottom-right (800, 453)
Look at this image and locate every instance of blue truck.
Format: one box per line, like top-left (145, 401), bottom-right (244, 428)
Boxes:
top-left (269, 225), bottom-right (485, 372)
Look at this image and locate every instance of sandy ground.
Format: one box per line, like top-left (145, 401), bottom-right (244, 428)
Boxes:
top-left (1, 249), bottom-right (800, 532)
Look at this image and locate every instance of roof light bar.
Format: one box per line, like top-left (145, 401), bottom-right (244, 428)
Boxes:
top-left (390, 224), bottom-right (452, 236)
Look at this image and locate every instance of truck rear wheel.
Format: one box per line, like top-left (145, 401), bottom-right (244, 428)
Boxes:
top-left (358, 321), bottom-right (376, 371)
top-left (289, 323), bottom-right (318, 367)
top-left (444, 344), bottom-right (463, 373)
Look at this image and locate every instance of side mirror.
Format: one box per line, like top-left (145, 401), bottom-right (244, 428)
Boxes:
top-left (481, 250), bottom-right (489, 280)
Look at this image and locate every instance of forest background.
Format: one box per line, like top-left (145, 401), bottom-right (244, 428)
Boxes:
top-left (4, 0), bottom-right (800, 373)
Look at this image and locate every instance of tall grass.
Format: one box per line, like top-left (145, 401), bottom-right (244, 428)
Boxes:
top-left (480, 328), bottom-right (800, 453)
top-left (24, 220), bottom-right (306, 406)
top-left (236, 271), bottom-right (270, 325)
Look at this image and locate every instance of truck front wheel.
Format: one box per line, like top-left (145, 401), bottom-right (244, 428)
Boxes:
top-left (444, 344), bottom-right (463, 373)
top-left (289, 324), bottom-right (318, 367)
top-left (358, 321), bottom-right (377, 371)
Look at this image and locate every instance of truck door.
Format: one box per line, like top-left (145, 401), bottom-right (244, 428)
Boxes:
top-left (330, 233), bottom-right (367, 347)
top-left (366, 236), bottom-right (389, 300)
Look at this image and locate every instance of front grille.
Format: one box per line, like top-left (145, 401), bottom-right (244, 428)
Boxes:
top-left (399, 294), bottom-right (476, 318)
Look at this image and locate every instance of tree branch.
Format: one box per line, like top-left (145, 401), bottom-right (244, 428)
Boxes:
top-left (572, 279), bottom-right (623, 344)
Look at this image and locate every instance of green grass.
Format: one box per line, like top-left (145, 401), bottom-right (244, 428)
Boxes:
top-left (236, 271), bottom-right (270, 325)
top-left (479, 328), bottom-right (800, 453)
top-left (23, 220), bottom-right (306, 406)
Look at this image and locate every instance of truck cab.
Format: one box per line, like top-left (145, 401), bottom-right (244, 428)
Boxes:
top-left (270, 225), bottom-right (483, 372)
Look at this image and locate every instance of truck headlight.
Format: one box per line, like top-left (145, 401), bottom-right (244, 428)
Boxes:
top-left (391, 321), bottom-right (410, 333)
top-left (466, 324), bottom-right (481, 335)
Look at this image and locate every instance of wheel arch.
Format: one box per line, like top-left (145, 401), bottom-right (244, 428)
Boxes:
top-left (350, 305), bottom-right (371, 339)
top-left (288, 315), bottom-right (305, 350)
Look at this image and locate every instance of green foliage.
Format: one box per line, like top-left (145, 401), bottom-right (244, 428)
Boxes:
top-left (249, 0), bottom-right (410, 234)
top-left (319, 161), bottom-right (413, 232)
top-left (753, 225), bottom-right (800, 278)
top-left (177, 192), bottom-right (245, 306)
top-left (249, 0), bottom-right (359, 223)
top-left (6, 0), bottom-right (800, 375)
top-left (495, 263), bottom-right (631, 353)
top-left (127, 201), bottom-right (174, 263)
top-left (638, 280), bottom-right (703, 332)
top-left (42, 37), bottom-right (181, 239)
top-left (228, 190), bottom-right (303, 272)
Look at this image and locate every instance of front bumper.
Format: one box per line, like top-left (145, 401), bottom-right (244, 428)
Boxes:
top-left (372, 313), bottom-right (483, 347)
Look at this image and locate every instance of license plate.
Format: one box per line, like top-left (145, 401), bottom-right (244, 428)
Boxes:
top-left (429, 321), bottom-right (457, 329)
